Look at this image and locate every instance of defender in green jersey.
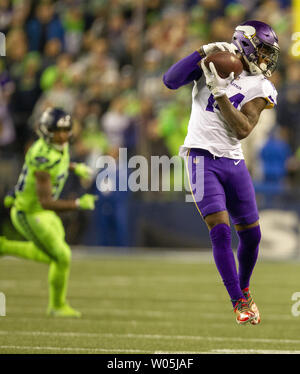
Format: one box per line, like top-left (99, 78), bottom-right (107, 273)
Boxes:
top-left (0, 108), bottom-right (97, 317)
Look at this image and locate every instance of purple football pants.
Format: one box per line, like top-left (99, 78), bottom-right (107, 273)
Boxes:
top-left (186, 148), bottom-right (259, 225)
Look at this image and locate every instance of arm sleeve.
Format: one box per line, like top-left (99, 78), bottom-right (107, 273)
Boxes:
top-left (163, 51), bottom-right (203, 90)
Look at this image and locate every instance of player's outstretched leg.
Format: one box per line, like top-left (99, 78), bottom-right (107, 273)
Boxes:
top-left (9, 207), bottom-right (81, 317)
top-left (237, 225), bottom-right (261, 324)
top-left (0, 236), bottom-right (51, 263)
top-left (0, 237), bottom-right (80, 317)
top-left (209, 222), bottom-right (255, 324)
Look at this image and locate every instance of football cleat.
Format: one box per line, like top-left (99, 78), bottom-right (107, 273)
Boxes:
top-left (243, 287), bottom-right (261, 325)
top-left (233, 298), bottom-right (255, 325)
top-left (47, 303), bottom-right (81, 318)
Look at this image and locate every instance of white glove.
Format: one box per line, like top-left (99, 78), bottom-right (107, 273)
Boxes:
top-left (202, 42), bottom-right (237, 57)
top-left (201, 60), bottom-right (235, 98)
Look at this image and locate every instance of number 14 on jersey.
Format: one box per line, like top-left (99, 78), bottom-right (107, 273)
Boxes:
top-left (206, 93), bottom-right (245, 112)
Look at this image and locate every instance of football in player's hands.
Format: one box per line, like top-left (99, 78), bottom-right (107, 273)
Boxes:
top-left (204, 51), bottom-right (243, 79)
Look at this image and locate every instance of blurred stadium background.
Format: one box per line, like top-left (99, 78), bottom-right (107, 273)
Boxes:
top-left (0, 0), bottom-right (299, 257)
top-left (2, 0), bottom-right (300, 356)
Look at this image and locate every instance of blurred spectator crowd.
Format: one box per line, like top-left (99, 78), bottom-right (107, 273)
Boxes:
top-left (0, 0), bottom-right (299, 245)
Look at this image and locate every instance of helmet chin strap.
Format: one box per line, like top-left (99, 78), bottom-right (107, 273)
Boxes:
top-left (248, 60), bottom-right (263, 75)
top-left (259, 62), bottom-right (272, 77)
top-left (240, 52), bottom-right (262, 75)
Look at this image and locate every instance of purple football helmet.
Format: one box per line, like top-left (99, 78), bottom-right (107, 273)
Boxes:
top-left (232, 20), bottom-right (280, 77)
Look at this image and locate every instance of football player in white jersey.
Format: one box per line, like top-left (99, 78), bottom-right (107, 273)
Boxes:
top-left (163, 20), bottom-right (280, 324)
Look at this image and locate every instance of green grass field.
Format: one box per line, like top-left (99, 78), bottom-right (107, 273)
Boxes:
top-left (0, 252), bottom-right (300, 354)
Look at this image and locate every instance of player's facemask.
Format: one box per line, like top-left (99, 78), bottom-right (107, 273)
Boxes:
top-left (235, 40), bottom-right (279, 78)
top-left (255, 44), bottom-right (279, 77)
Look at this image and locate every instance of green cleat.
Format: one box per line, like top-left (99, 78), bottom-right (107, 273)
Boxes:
top-left (47, 303), bottom-right (82, 318)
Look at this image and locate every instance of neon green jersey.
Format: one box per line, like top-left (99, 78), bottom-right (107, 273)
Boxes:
top-left (14, 138), bottom-right (70, 213)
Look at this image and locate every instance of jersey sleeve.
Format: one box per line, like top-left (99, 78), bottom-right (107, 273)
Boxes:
top-left (244, 77), bottom-right (278, 109)
top-left (260, 79), bottom-right (277, 109)
top-left (163, 51), bottom-right (203, 89)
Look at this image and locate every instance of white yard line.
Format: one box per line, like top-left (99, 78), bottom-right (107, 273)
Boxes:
top-left (0, 345), bottom-right (212, 354)
top-left (154, 351), bottom-right (212, 354)
top-left (0, 345), bottom-right (148, 353)
top-left (0, 345), bottom-right (298, 354)
top-left (0, 330), bottom-right (299, 345)
top-left (213, 349), bottom-right (300, 354)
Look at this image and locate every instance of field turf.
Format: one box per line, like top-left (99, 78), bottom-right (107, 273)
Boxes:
top-left (0, 252), bottom-right (300, 354)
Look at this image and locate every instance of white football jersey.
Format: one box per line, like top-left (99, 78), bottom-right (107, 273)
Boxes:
top-left (180, 70), bottom-right (277, 159)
